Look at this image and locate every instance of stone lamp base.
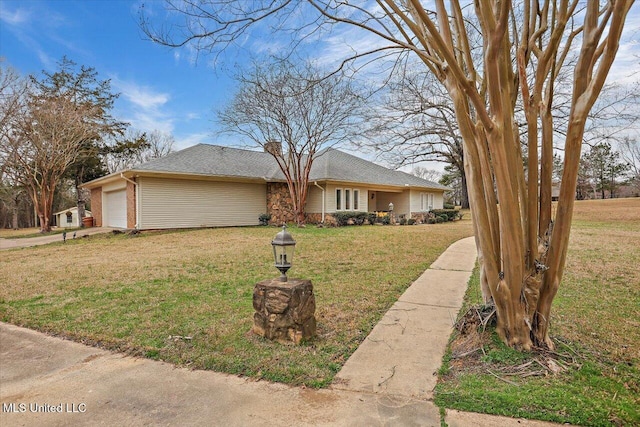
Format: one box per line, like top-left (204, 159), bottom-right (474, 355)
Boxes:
top-left (252, 278), bottom-right (316, 345)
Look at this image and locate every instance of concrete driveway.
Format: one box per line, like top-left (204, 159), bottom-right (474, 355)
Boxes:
top-left (0, 227), bottom-right (114, 250)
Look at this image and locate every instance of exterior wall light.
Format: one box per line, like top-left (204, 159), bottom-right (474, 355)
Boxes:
top-left (271, 224), bottom-right (296, 282)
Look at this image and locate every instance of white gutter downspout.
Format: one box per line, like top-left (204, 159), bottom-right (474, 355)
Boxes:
top-left (314, 181), bottom-right (325, 223)
top-left (120, 173), bottom-right (139, 229)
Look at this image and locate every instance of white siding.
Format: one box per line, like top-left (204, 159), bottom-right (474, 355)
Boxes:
top-left (104, 190), bottom-right (127, 228)
top-left (410, 190), bottom-right (445, 212)
top-left (56, 211), bottom-right (77, 228)
top-left (306, 185), bottom-right (324, 213)
top-left (138, 177), bottom-right (266, 229)
top-left (433, 192), bottom-right (444, 209)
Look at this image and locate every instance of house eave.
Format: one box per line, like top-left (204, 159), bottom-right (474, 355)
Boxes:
top-left (82, 169), bottom-right (277, 188)
top-left (320, 179), bottom-right (450, 192)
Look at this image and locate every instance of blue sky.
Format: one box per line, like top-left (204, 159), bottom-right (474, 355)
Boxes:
top-left (1, 1), bottom-right (639, 158)
top-left (1, 0), bottom-right (237, 150)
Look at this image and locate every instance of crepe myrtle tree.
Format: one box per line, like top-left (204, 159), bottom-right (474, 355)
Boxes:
top-left (2, 58), bottom-right (125, 232)
top-left (140, 0), bottom-right (634, 350)
top-left (218, 59), bottom-right (364, 225)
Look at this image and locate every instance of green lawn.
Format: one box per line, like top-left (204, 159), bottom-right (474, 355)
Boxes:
top-left (0, 220), bottom-right (473, 387)
top-left (434, 198), bottom-right (640, 426)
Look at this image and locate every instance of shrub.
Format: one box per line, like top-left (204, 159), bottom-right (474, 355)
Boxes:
top-left (331, 211), bottom-right (370, 226)
top-left (399, 218), bottom-right (407, 225)
top-left (443, 203), bottom-right (455, 209)
top-left (258, 213), bottom-right (271, 226)
top-left (380, 214), bottom-right (391, 225)
top-left (408, 218), bottom-right (416, 225)
top-left (430, 209), bottom-right (459, 222)
top-left (436, 216), bottom-right (445, 223)
top-left (427, 218), bottom-right (437, 224)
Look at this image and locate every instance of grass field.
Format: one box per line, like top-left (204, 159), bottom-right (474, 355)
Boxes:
top-left (3, 199), bottom-right (638, 424)
top-left (435, 198), bottom-right (640, 426)
top-left (0, 219), bottom-right (473, 387)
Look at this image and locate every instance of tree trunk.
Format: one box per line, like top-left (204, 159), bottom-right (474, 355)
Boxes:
top-left (460, 171), bottom-right (470, 209)
top-left (12, 205), bottom-right (19, 230)
top-left (77, 182), bottom-right (86, 228)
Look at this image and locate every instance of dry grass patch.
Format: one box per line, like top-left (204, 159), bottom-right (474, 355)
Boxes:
top-left (1, 220), bottom-right (473, 387)
top-left (569, 198), bottom-right (640, 222)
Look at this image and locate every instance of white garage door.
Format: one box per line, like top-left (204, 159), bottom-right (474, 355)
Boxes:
top-left (104, 190), bottom-right (127, 228)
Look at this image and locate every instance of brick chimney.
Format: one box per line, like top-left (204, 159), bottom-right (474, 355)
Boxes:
top-left (264, 140), bottom-right (282, 156)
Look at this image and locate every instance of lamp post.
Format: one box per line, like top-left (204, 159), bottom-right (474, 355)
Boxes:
top-left (271, 224), bottom-right (296, 282)
top-left (253, 223), bottom-right (315, 344)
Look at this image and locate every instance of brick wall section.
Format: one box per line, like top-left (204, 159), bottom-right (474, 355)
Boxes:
top-left (266, 182), bottom-right (296, 225)
top-left (267, 183), bottom-right (340, 225)
top-left (126, 180), bottom-right (136, 229)
top-left (90, 188), bottom-right (102, 227)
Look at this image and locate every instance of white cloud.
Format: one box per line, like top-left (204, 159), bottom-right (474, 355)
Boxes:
top-left (606, 9), bottom-right (640, 86)
top-left (112, 77), bottom-right (170, 109)
top-left (606, 39), bottom-right (640, 85)
top-left (0, 5), bottom-right (31, 25)
top-left (111, 77), bottom-right (174, 134)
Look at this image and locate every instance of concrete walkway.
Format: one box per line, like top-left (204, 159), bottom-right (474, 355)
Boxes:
top-left (0, 236), bottom-right (563, 426)
top-left (0, 227), bottom-right (114, 250)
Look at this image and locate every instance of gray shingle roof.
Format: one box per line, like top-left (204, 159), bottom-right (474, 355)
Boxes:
top-left (310, 148), bottom-right (449, 190)
top-left (126, 143), bottom-right (447, 191)
top-left (132, 144), bottom-right (283, 179)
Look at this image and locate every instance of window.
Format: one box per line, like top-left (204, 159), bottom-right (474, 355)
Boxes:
top-left (336, 188), bottom-right (360, 211)
top-left (66, 212), bottom-right (73, 224)
top-left (421, 193), bottom-right (434, 210)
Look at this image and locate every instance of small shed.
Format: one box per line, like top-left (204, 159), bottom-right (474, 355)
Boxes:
top-left (54, 207), bottom-right (92, 228)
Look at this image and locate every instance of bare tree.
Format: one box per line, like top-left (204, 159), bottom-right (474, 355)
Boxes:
top-left (144, 130), bottom-right (175, 160)
top-left (5, 96), bottom-right (95, 231)
top-left (619, 137), bottom-right (640, 194)
top-left (365, 65), bottom-right (468, 206)
top-left (366, 34), bottom-right (639, 213)
top-left (2, 58), bottom-right (124, 232)
top-left (0, 62), bottom-right (28, 179)
top-left (141, 0), bottom-right (634, 350)
top-left (104, 129), bottom-right (175, 173)
top-left (218, 59), bottom-right (363, 225)
top-left (411, 166), bottom-right (442, 183)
